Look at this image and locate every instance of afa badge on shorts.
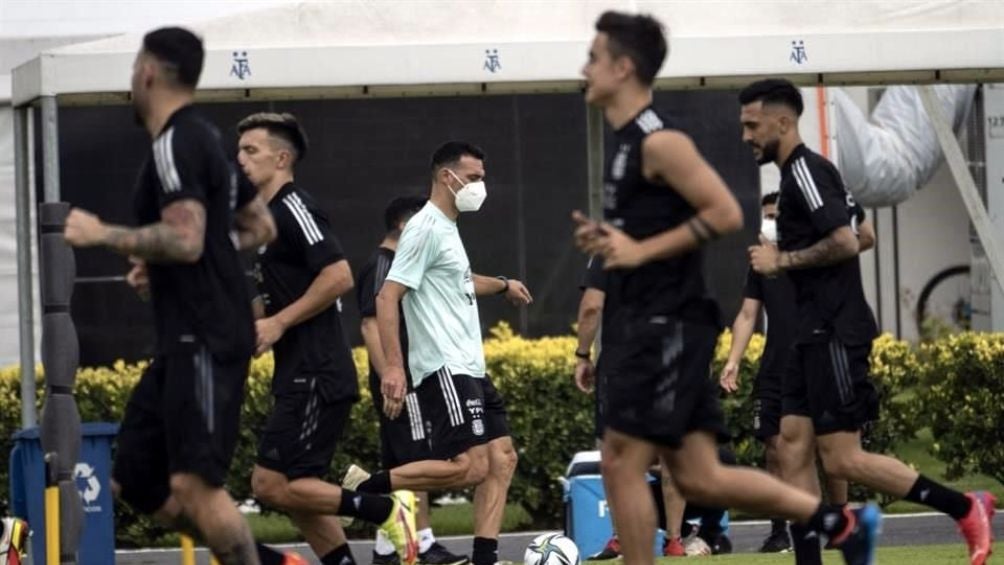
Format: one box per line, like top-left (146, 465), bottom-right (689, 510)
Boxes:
top-left (472, 419), bottom-right (485, 437)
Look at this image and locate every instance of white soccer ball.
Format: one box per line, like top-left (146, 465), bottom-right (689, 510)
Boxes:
top-left (524, 533), bottom-right (581, 565)
top-left (683, 533), bottom-right (712, 556)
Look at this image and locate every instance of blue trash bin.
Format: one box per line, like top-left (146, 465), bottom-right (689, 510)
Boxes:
top-left (10, 422), bottom-right (118, 565)
top-left (561, 451), bottom-right (665, 557)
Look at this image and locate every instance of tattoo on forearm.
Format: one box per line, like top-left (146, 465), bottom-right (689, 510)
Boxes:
top-left (105, 201), bottom-right (205, 262)
top-left (785, 234), bottom-right (852, 269)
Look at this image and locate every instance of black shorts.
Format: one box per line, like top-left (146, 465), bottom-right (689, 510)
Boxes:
top-left (782, 337), bottom-right (879, 435)
top-left (256, 382), bottom-right (353, 481)
top-left (752, 370), bottom-right (783, 441)
top-left (113, 345), bottom-right (248, 515)
top-left (415, 368), bottom-right (510, 460)
top-left (369, 373), bottom-right (433, 468)
top-left (601, 318), bottom-right (729, 448)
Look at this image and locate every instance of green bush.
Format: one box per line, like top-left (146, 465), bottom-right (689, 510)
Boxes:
top-left (1, 326), bottom-right (991, 546)
top-left (916, 332), bottom-right (1004, 486)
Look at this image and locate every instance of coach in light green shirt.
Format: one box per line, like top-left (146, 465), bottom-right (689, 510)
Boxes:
top-left (365, 141), bottom-right (533, 565)
top-left (387, 198), bottom-right (486, 385)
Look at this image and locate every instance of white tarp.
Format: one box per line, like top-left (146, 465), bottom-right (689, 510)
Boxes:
top-left (834, 84), bottom-right (977, 207)
top-left (13, 0), bottom-right (1004, 105)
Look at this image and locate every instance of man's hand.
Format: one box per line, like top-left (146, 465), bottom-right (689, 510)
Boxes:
top-left (254, 316), bottom-right (286, 356)
top-left (381, 366), bottom-right (407, 419)
top-left (505, 279), bottom-right (533, 306)
top-left (749, 235), bottom-right (782, 277)
top-left (64, 208), bottom-right (108, 248)
top-left (572, 210), bottom-right (647, 269)
top-left (125, 256), bottom-right (150, 301)
top-left (574, 358), bottom-right (595, 393)
top-left (719, 361), bottom-right (740, 393)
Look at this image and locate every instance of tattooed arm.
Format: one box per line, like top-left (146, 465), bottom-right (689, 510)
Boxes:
top-left (233, 194), bottom-right (276, 251)
top-left (64, 199), bottom-right (207, 263)
top-left (780, 226), bottom-right (859, 269)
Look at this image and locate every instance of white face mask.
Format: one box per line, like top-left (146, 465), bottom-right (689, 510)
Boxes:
top-left (761, 217), bottom-right (778, 243)
top-left (447, 170), bottom-right (487, 213)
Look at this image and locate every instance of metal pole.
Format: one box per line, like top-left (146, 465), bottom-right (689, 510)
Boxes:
top-left (585, 104), bottom-right (605, 220)
top-left (40, 96), bottom-right (61, 203)
top-left (13, 106), bottom-right (37, 428)
top-left (918, 85), bottom-right (1004, 296)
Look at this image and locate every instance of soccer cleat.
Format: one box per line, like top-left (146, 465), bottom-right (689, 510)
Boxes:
top-left (703, 533), bottom-right (733, 555)
top-left (340, 464), bottom-right (374, 527)
top-left (0, 518), bottom-right (29, 565)
top-left (586, 537), bottom-right (621, 560)
top-left (957, 491), bottom-right (997, 565)
top-left (281, 552), bottom-right (309, 565)
top-left (373, 550), bottom-right (402, 565)
top-left (418, 542), bottom-right (469, 565)
top-left (663, 536), bottom-right (685, 556)
top-left (759, 529), bottom-right (792, 553)
top-left (833, 504), bottom-right (882, 565)
top-left (380, 490), bottom-right (419, 565)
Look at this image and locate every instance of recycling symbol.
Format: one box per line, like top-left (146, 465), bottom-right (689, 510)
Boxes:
top-left (74, 463), bottom-right (101, 505)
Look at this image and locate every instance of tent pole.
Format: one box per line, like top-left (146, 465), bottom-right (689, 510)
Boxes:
top-left (41, 96), bottom-right (61, 203)
top-left (917, 85), bottom-right (1004, 296)
top-left (14, 105), bottom-right (37, 429)
top-left (586, 104), bottom-right (604, 219)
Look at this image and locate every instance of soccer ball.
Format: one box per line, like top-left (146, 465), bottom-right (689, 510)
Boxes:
top-left (524, 533), bottom-right (580, 565)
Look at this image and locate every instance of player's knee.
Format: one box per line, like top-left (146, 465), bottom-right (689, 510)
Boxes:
top-left (465, 451), bottom-right (490, 485)
top-left (819, 449), bottom-right (862, 481)
top-left (251, 469), bottom-right (287, 508)
top-left (168, 473), bottom-right (209, 505)
top-left (672, 466), bottom-right (717, 502)
top-left (491, 439), bottom-right (518, 479)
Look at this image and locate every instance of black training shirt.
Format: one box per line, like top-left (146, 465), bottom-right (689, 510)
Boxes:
top-left (601, 105), bottom-right (720, 338)
top-left (133, 105), bottom-right (255, 361)
top-left (776, 144), bottom-right (877, 345)
top-left (742, 268), bottom-right (797, 375)
top-left (356, 246), bottom-right (413, 389)
top-left (255, 182), bottom-right (359, 401)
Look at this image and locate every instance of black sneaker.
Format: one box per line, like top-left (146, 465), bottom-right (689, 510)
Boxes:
top-left (834, 504), bottom-right (882, 565)
top-left (587, 537), bottom-right (621, 560)
top-left (418, 542), bottom-right (469, 565)
top-left (373, 550), bottom-right (401, 565)
top-left (759, 529), bottom-right (792, 553)
top-left (704, 533), bottom-right (733, 555)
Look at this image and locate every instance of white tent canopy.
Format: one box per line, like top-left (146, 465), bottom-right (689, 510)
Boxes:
top-left (13, 0), bottom-right (1004, 105)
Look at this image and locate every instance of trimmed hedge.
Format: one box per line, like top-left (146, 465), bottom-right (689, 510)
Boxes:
top-left (0, 326), bottom-right (999, 545)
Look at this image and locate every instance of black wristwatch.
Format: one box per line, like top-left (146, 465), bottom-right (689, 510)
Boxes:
top-left (575, 349), bottom-right (591, 361)
top-left (496, 276), bottom-right (509, 295)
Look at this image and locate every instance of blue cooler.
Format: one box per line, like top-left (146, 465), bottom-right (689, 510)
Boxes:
top-left (561, 451), bottom-right (664, 557)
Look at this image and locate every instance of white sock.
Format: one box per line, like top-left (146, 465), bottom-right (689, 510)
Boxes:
top-left (375, 529), bottom-right (397, 556)
top-left (418, 528), bottom-right (436, 553)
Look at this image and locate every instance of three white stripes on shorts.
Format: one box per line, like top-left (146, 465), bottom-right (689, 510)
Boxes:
top-left (437, 367), bottom-right (465, 427)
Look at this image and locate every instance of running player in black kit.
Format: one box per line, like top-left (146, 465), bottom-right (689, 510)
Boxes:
top-left (572, 12), bottom-right (880, 565)
top-left (742, 78), bottom-right (996, 565)
top-left (237, 113), bottom-right (417, 565)
top-left (63, 27), bottom-right (304, 565)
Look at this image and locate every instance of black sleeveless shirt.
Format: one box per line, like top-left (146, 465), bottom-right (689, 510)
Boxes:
top-left (601, 106), bottom-right (720, 340)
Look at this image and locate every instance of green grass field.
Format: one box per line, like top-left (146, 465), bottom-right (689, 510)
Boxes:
top-left (236, 426), bottom-right (1001, 547)
top-left (644, 544), bottom-right (971, 564)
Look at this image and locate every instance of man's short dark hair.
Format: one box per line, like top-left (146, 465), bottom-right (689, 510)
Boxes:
top-left (384, 196), bottom-right (428, 232)
top-left (142, 27), bottom-right (204, 89)
top-left (595, 11), bottom-right (667, 86)
top-left (761, 191), bottom-right (780, 206)
top-left (739, 79), bottom-right (804, 116)
top-left (430, 141), bottom-right (485, 176)
top-left (237, 112), bottom-right (309, 162)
